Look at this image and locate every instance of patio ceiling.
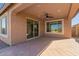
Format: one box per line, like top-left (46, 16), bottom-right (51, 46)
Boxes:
top-left (19, 3), bottom-right (71, 19)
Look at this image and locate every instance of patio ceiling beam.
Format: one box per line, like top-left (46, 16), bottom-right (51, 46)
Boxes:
top-left (68, 4), bottom-right (79, 20)
top-left (12, 3), bottom-right (33, 14)
top-left (0, 3), bottom-right (11, 14)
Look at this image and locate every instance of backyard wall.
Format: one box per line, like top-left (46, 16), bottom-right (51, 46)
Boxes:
top-left (72, 25), bottom-right (79, 37)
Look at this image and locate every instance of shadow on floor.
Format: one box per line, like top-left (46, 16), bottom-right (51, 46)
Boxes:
top-left (28, 37), bottom-right (67, 56)
top-left (0, 40), bottom-right (9, 50)
top-left (0, 37), bottom-right (67, 56)
top-left (16, 37), bottom-right (67, 56)
top-left (74, 37), bottom-right (79, 43)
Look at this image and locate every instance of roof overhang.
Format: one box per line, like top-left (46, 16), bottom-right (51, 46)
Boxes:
top-left (0, 3), bottom-right (11, 14)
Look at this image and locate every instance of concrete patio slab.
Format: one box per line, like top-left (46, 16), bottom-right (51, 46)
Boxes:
top-left (0, 37), bottom-right (79, 56)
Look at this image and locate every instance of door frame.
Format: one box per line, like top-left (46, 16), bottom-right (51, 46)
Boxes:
top-left (26, 18), bottom-right (40, 40)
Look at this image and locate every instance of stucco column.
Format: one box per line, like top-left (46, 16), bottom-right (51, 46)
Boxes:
top-left (64, 18), bottom-right (72, 38)
top-left (39, 18), bottom-right (45, 37)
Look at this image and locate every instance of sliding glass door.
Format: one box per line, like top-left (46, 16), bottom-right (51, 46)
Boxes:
top-left (27, 19), bottom-right (39, 39)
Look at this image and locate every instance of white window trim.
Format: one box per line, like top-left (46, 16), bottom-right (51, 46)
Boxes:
top-left (0, 16), bottom-right (8, 38)
top-left (45, 19), bottom-right (64, 34)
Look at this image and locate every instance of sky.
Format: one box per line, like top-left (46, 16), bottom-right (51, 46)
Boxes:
top-left (72, 12), bottom-right (79, 26)
top-left (0, 3), bottom-right (4, 10)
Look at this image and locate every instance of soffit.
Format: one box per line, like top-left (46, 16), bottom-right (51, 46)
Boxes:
top-left (21, 3), bottom-right (71, 19)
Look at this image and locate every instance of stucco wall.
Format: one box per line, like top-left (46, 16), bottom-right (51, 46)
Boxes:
top-left (11, 13), bottom-right (27, 45)
top-left (64, 18), bottom-right (72, 38)
top-left (40, 19), bottom-right (45, 37)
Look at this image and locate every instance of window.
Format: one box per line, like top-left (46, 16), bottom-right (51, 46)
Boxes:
top-left (1, 17), bottom-right (7, 35)
top-left (46, 20), bottom-right (63, 34)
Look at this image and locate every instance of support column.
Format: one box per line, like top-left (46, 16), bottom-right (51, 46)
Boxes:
top-left (64, 18), bottom-right (72, 38)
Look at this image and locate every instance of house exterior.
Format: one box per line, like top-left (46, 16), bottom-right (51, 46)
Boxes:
top-left (72, 24), bottom-right (79, 37)
top-left (0, 3), bottom-right (79, 45)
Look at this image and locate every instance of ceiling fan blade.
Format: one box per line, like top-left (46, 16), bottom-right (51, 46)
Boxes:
top-left (44, 13), bottom-right (54, 18)
top-left (44, 13), bottom-right (48, 17)
top-left (48, 16), bottom-right (54, 18)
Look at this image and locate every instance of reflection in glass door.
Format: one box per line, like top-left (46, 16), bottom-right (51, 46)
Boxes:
top-left (27, 19), bottom-right (33, 39)
top-left (33, 21), bottom-right (39, 37)
top-left (27, 19), bottom-right (39, 39)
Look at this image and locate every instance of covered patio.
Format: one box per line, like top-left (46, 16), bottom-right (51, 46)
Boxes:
top-left (0, 3), bottom-right (79, 56)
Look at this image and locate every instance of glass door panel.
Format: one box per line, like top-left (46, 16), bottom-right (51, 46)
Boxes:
top-left (33, 21), bottom-right (39, 37)
top-left (27, 19), bottom-right (34, 39)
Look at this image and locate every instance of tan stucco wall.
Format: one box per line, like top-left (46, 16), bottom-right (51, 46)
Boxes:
top-left (11, 13), bottom-right (27, 45)
top-left (40, 19), bottom-right (45, 37)
top-left (64, 18), bottom-right (72, 38)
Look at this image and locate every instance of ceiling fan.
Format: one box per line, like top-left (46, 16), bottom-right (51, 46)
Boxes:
top-left (37, 12), bottom-right (54, 20)
top-left (44, 12), bottom-right (54, 19)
